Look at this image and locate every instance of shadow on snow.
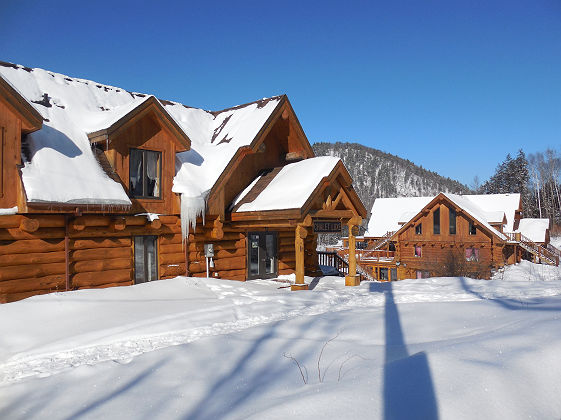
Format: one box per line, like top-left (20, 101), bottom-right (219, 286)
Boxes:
top-left (369, 282), bottom-right (439, 420)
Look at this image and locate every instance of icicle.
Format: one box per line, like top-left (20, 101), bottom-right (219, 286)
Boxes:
top-left (180, 192), bottom-right (207, 242)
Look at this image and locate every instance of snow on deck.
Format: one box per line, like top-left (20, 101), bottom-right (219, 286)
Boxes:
top-left (0, 62), bottom-right (281, 205)
top-left (1, 262), bottom-right (561, 419)
top-left (232, 156), bottom-right (341, 212)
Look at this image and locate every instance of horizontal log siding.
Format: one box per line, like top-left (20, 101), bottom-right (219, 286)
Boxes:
top-left (188, 220), bottom-right (247, 281)
top-left (0, 214), bottom-right (188, 303)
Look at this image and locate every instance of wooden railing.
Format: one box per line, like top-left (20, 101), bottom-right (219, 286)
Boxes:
top-left (505, 232), bottom-right (559, 266)
top-left (317, 251), bottom-right (371, 282)
top-left (547, 243), bottom-right (561, 259)
top-left (357, 249), bottom-right (395, 261)
top-left (317, 251), bottom-right (349, 275)
top-left (368, 230), bottom-right (396, 250)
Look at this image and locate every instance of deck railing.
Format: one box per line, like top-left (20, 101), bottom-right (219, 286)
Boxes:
top-left (368, 230), bottom-right (396, 250)
top-left (505, 232), bottom-right (559, 266)
top-left (317, 251), bottom-right (371, 282)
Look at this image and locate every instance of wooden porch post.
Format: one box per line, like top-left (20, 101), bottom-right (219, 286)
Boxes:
top-left (292, 224), bottom-right (309, 291)
top-left (345, 216), bottom-right (362, 286)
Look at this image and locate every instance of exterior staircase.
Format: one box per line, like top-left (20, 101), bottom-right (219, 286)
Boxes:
top-left (506, 233), bottom-right (560, 266)
top-left (368, 230), bottom-right (396, 250)
top-left (317, 251), bottom-right (375, 281)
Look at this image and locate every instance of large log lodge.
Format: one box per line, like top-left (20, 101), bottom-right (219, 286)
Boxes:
top-left (340, 193), bottom-right (560, 281)
top-left (0, 62), bottom-right (366, 303)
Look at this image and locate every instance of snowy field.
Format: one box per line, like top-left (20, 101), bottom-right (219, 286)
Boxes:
top-left (1, 261), bottom-right (561, 419)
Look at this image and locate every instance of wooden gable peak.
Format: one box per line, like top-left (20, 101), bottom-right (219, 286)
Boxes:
top-left (87, 96), bottom-right (191, 152)
top-left (304, 160), bottom-right (367, 220)
top-left (208, 95), bottom-right (315, 209)
top-left (0, 74), bottom-right (43, 134)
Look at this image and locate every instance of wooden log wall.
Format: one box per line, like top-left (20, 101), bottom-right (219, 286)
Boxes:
top-left (0, 214), bottom-right (186, 303)
top-left (187, 220), bottom-right (248, 281)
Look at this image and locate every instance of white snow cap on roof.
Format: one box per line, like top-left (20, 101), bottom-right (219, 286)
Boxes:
top-left (0, 62), bottom-right (282, 205)
top-left (460, 194), bottom-right (521, 232)
top-left (516, 219), bottom-right (549, 243)
top-left (444, 193), bottom-right (508, 241)
top-left (366, 193), bottom-right (521, 240)
top-left (232, 156), bottom-right (341, 212)
top-left (366, 196), bottom-right (433, 237)
top-left (170, 97), bottom-right (281, 198)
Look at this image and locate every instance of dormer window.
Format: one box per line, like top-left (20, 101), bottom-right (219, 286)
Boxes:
top-left (130, 148), bottom-right (161, 199)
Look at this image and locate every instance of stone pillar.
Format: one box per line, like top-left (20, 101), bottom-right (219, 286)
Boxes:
top-left (292, 224), bottom-right (309, 291)
top-left (345, 216), bottom-right (362, 286)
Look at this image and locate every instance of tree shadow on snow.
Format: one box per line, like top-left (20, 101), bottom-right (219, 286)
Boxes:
top-left (63, 360), bottom-right (168, 420)
top-left (369, 282), bottom-right (439, 420)
top-left (183, 315), bottom-right (336, 420)
top-left (459, 277), bottom-right (561, 312)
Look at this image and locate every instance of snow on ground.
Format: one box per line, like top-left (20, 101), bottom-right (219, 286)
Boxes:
top-left (550, 235), bottom-right (561, 249)
top-left (1, 263), bottom-right (561, 419)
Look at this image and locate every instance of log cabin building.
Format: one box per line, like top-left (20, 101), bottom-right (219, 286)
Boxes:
top-left (0, 62), bottom-right (366, 303)
top-left (351, 193), bottom-right (559, 281)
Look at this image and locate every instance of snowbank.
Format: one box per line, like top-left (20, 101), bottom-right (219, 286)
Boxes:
top-left (1, 264), bottom-right (561, 419)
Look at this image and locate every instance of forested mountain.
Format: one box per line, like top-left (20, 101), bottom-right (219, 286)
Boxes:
top-left (312, 142), bottom-right (469, 217)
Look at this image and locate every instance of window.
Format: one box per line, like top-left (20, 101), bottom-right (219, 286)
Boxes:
top-left (134, 236), bottom-right (158, 283)
top-left (130, 149), bottom-right (162, 199)
top-left (415, 223), bottom-right (422, 235)
top-left (469, 221), bottom-right (477, 235)
top-left (449, 207), bottom-right (456, 234)
top-left (433, 208), bottom-right (440, 234)
top-left (414, 245), bottom-right (422, 257)
top-left (380, 268), bottom-right (389, 281)
top-left (465, 247), bottom-right (479, 262)
top-left (390, 268), bottom-right (397, 281)
top-left (416, 270), bottom-right (430, 279)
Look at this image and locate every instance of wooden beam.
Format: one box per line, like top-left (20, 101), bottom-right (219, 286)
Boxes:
top-left (292, 224), bottom-right (308, 290)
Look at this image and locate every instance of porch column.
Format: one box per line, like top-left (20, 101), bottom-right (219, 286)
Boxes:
top-left (291, 224), bottom-right (309, 291)
top-left (345, 216), bottom-right (362, 286)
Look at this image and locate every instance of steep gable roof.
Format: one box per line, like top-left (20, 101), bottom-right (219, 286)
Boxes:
top-left (367, 193), bottom-right (520, 241)
top-left (87, 95), bottom-right (190, 151)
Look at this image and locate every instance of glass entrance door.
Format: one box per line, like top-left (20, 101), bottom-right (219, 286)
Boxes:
top-left (134, 236), bottom-right (158, 284)
top-left (247, 232), bottom-right (278, 279)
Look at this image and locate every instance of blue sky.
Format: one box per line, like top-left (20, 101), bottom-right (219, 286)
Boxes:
top-left (1, 0), bottom-right (560, 185)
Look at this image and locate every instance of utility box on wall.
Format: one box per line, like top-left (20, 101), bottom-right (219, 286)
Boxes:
top-left (204, 243), bottom-right (214, 258)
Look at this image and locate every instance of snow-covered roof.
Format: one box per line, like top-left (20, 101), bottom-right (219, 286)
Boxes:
top-left (232, 156), bottom-right (341, 212)
top-left (460, 194), bottom-right (520, 232)
top-left (516, 218), bottom-right (549, 243)
top-left (0, 62), bottom-right (282, 204)
top-left (443, 193), bottom-right (507, 241)
top-left (366, 193), bottom-right (521, 240)
top-left (365, 197), bottom-right (433, 237)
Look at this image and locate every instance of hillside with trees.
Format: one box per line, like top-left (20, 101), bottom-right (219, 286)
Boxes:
top-left (312, 141), bottom-right (469, 217)
top-left (480, 149), bottom-right (561, 230)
